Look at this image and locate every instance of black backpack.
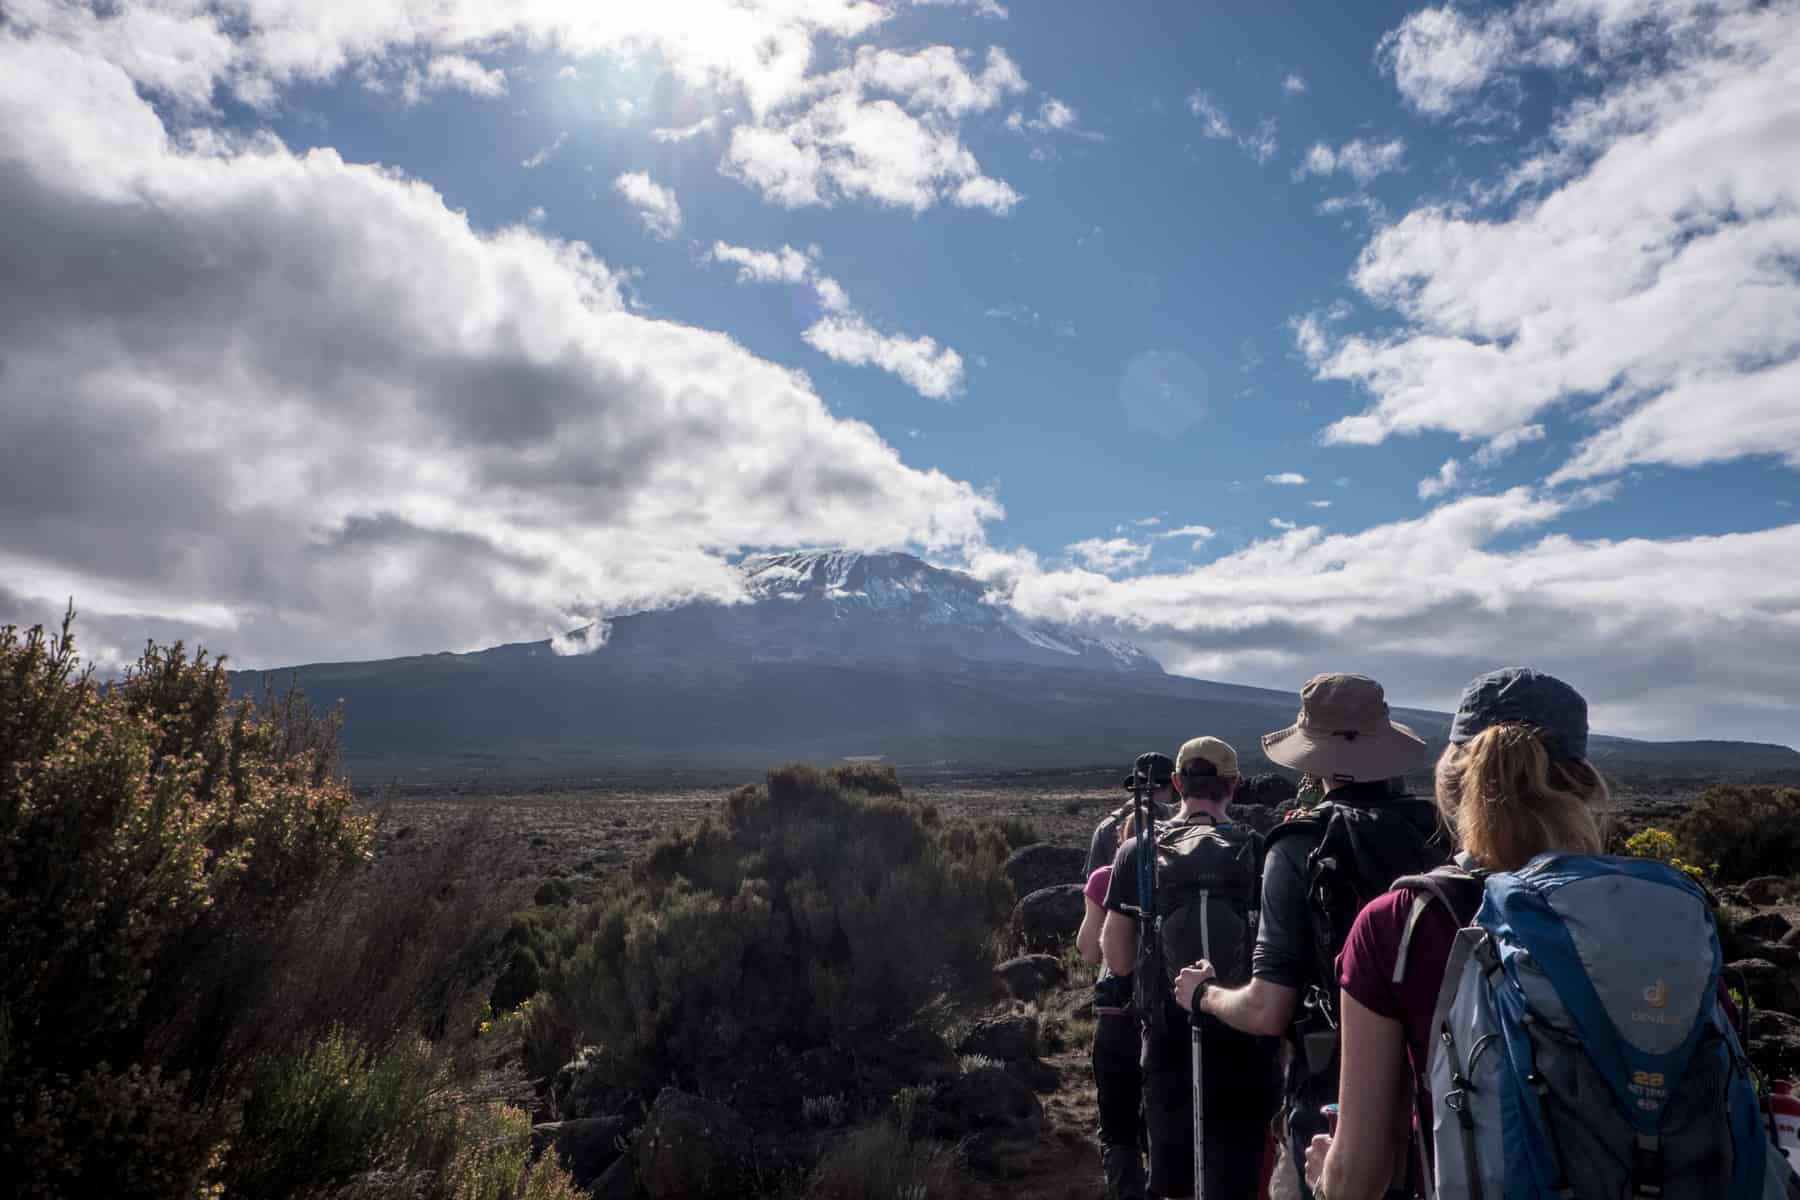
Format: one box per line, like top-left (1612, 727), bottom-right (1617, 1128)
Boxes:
top-left (1134, 818), bottom-right (1264, 1025)
top-left (1265, 796), bottom-right (1448, 1094)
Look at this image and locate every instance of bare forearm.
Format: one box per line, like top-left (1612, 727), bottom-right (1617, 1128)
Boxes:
top-left (1100, 912), bottom-right (1136, 976)
top-left (1197, 977), bottom-right (1295, 1037)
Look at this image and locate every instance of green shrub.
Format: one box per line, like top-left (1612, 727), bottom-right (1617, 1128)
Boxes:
top-left (225, 1026), bottom-right (438, 1197)
top-left (803, 1121), bottom-right (956, 1200)
top-left (533, 878), bottom-right (574, 907)
top-left (1676, 784), bottom-right (1800, 883)
top-left (5, 1063), bottom-right (225, 1200)
top-left (435, 1100), bottom-right (532, 1200)
top-left (0, 618), bottom-right (375, 1189)
top-left (1622, 827), bottom-right (1709, 879)
top-left (995, 816), bottom-right (1041, 849)
top-left (490, 947), bottom-right (543, 1014)
top-left (828, 761), bottom-right (904, 798)
top-left (530, 763), bottom-right (1011, 1098)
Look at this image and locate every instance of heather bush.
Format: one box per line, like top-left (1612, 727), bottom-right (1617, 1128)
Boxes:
top-left (802, 1121), bottom-right (957, 1200)
top-left (527, 763), bottom-right (1012, 1098)
top-left (995, 815), bottom-right (1042, 849)
top-left (1676, 784), bottom-right (1800, 883)
top-left (0, 617), bottom-right (375, 1186)
top-left (828, 760), bottom-right (904, 797)
top-left (226, 1027), bottom-right (439, 1197)
top-left (0, 618), bottom-right (533, 1198)
top-left (5, 1063), bottom-right (225, 1200)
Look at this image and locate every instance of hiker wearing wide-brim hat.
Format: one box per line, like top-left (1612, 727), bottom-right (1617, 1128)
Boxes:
top-left (1172, 672), bottom-right (1447, 1200)
top-left (1260, 672), bottom-right (1427, 784)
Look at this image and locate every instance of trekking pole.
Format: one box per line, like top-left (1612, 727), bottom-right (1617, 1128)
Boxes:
top-left (1192, 1003), bottom-right (1206, 1200)
top-left (1193, 888), bottom-right (1213, 1200)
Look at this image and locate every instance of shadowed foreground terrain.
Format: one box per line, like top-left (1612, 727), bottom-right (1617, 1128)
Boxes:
top-left (9, 616), bottom-right (1799, 1200)
top-left (368, 766), bottom-right (1800, 1199)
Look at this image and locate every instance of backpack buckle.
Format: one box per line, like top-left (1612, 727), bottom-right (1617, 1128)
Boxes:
top-left (1630, 1133), bottom-right (1663, 1199)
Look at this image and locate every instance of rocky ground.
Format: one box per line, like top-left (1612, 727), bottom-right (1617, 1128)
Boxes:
top-left (367, 769), bottom-right (1800, 1199)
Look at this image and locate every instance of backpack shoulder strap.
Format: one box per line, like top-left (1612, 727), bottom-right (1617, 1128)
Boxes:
top-left (1263, 805), bottom-right (1328, 851)
top-left (1389, 865), bottom-right (1487, 987)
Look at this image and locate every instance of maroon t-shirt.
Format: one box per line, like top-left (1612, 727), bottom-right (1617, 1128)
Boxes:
top-left (1336, 888), bottom-right (1458, 1083)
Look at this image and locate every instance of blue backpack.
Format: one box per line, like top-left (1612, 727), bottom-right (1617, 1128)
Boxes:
top-left (1412, 853), bottom-right (1791, 1200)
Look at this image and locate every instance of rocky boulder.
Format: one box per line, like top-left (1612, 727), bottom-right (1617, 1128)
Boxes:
top-left (1238, 773), bottom-right (1298, 809)
top-left (1742, 877), bottom-right (1792, 906)
top-left (1011, 884), bottom-right (1085, 952)
top-left (635, 1088), bottom-right (756, 1200)
top-left (531, 1117), bottom-right (631, 1190)
top-left (1727, 959), bottom-right (1800, 1015)
top-left (958, 1014), bottom-right (1042, 1062)
top-left (1004, 1056), bottom-right (1062, 1094)
top-left (1748, 1010), bottom-right (1800, 1080)
top-left (933, 1066), bottom-right (1042, 1134)
top-left (849, 1024), bottom-right (959, 1093)
top-left (1005, 843), bottom-right (1088, 898)
top-left (1740, 911), bottom-right (1794, 942)
top-left (994, 953), bottom-right (1068, 1004)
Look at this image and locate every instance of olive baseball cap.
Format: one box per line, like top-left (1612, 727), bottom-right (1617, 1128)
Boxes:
top-left (1176, 736), bottom-right (1239, 779)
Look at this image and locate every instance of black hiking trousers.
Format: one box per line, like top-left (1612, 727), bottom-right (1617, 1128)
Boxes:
top-left (1093, 1009), bottom-right (1145, 1153)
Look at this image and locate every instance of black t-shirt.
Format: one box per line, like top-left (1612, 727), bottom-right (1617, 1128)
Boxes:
top-left (1251, 833), bottom-right (1313, 988)
top-left (1252, 781), bottom-right (1426, 992)
top-left (1085, 797), bottom-right (1174, 879)
top-left (1103, 814), bottom-right (1281, 1107)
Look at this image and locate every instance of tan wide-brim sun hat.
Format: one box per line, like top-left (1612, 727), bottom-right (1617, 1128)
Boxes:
top-left (1261, 672), bottom-right (1427, 783)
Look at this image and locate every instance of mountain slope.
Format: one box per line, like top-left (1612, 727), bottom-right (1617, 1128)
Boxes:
top-left (229, 551), bottom-right (1800, 779)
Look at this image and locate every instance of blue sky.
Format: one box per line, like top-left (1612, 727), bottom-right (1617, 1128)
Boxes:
top-left (2, 0), bottom-right (1797, 742)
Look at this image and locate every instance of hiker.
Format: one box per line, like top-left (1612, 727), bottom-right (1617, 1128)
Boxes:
top-left (1171, 674), bottom-right (1444, 1200)
top-left (1079, 854), bottom-right (1149, 1199)
top-left (1300, 668), bottom-right (1794, 1200)
top-left (1101, 737), bottom-right (1281, 1199)
top-left (1086, 753), bottom-right (1178, 878)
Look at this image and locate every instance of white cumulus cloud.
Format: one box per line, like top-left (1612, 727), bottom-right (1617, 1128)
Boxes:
top-left (708, 240), bottom-right (964, 398)
top-left (975, 488), bottom-right (1800, 744)
top-left (0, 25), bottom-right (998, 670)
top-left (1304, 1), bottom-right (1800, 483)
top-left (1294, 137), bottom-right (1407, 183)
top-left (1066, 537), bottom-right (1152, 575)
top-left (1265, 472), bottom-right (1309, 486)
top-left (613, 171), bottom-right (682, 239)
top-left (1417, 459), bottom-right (1462, 500)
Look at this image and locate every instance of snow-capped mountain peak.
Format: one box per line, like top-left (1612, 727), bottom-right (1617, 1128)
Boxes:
top-left (733, 550), bottom-right (1160, 673)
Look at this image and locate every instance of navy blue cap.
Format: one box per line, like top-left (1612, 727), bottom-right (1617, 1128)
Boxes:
top-left (1122, 751), bottom-right (1175, 789)
top-left (1447, 668), bottom-right (1589, 761)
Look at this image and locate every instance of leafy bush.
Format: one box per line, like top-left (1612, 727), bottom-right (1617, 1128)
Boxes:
top-left (0, 618), bottom-right (375, 1187)
top-left (827, 761), bottom-right (904, 798)
top-left (226, 1027), bottom-right (438, 1197)
top-left (5, 1063), bottom-right (225, 1200)
top-left (528, 764), bottom-right (1012, 1099)
top-left (0, 618), bottom-right (533, 1199)
top-left (995, 816), bottom-right (1042, 849)
top-left (1622, 827), bottom-right (1709, 879)
top-left (803, 1121), bottom-right (956, 1200)
top-left (1676, 785), bottom-right (1800, 883)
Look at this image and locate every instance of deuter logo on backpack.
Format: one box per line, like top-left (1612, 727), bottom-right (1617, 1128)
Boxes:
top-left (1423, 853), bottom-right (1790, 1200)
top-left (1634, 977), bottom-right (1681, 1026)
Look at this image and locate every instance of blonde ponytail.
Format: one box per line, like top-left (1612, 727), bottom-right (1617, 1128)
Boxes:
top-left (1435, 723), bottom-right (1606, 871)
